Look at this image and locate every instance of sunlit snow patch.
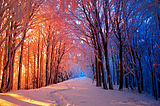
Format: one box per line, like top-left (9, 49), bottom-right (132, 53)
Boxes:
top-left (0, 93), bottom-right (57, 106)
top-left (0, 98), bottom-right (19, 106)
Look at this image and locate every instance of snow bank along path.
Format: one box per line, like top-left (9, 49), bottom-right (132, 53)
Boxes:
top-left (0, 77), bottom-right (159, 106)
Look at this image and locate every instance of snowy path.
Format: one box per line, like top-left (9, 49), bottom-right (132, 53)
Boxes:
top-left (0, 77), bottom-right (159, 106)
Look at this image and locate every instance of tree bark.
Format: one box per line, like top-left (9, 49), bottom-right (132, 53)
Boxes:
top-left (18, 42), bottom-right (24, 90)
top-left (49, 45), bottom-right (55, 84)
top-left (129, 73), bottom-right (133, 90)
top-left (40, 43), bottom-right (44, 87)
top-left (33, 50), bottom-right (36, 89)
top-left (7, 50), bottom-right (15, 92)
top-left (46, 45), bottom-right (50, 86)
top-left (130, 46), bottom-right (141, 93)
top-left (103, 0), bottom-right (113, 90)
top-left (96, 32), bottom-right (107, 89)
top-left (26, 41), bottom-right (30, 89)
top-left (18, 30), bottom-right (26, 90)
top-left (95, 56), bottom-right (101, 86)
top-left (118, 30), bottom-right (123, 90)
top-left (0, 37), bottom-right (9, 92)
top-left (7, 22), bottom-right (16, 91)
top-left (115, 19), bottom-right (123, 90)
top-left (136, 55), bottom-right (143, 91)
top-left (37, 35), bottom-right (40, 88)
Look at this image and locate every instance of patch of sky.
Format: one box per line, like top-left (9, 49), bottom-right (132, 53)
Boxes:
top-left (77, 53), bottom-right (81, 56)
top-left (137, 30), bottom-right (139, 32)
top-left (76, 20), bottom-right (81, 25)
top-left (145, 17), bottom-right (152, 24)
top-left (81, 40), bottom-right (83, 44)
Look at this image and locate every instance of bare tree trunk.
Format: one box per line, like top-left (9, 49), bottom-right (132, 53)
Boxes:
top-left (7, 49), bottom-right (15, 92)
top-left (33, 51), bottom-right (36, 89)
top-left (154, 70), bottom-right (158, 100)
top-left (46, 26), bottom-right (52, 86)
top-left (49, 45), bottom-right (54, 84)
top-left (18, 30), bottom-right (26, 90)
top-left (25, 41), bottom-right (29, 89)
top-left (152, 67), bottom-right (158, 100)
top-left (0, 45), bottom-right (4, 81)
top-left (94, 0), bottom-right (109, 90)
top-left (54, 41), bottom-right (61, 84)
top-left (96, 35), bottom-right (107, 89)
top-left (46, 40), bottom-right (50, 86)
top-left (137, 55), bottom-right (143, 91)
top-left (103, 0), bottom-right (113, 90)
top-left (104, 44), bottom-right (113, 89)
top-left (54, 62), bottom-right (59, 84)
top-left (131, 46), bottom-right (141, 93)
top-left (37, 36), bottom-right (40, 88)
top-left (117, 19), bottom-right (123, 90)
top-left (95, 56), bottom-right (101, 86)
top-left (92, 32), bottom-right (101, 86)
top-left (18, 42), bottom-right (24, 90)
top-left (129, 73), bottom-right (133, 90)
top-left (27, 42), bottom-right (30, 89)
top-left (130, 64), bottom-right (135, 88)
top-left (98, 61), bottom-right (102, 87)
top-left (99, 57), bottom-right (107, 89)
top-left (93, 34), bottom-right (101, 87)
top-left (1, 37), bottom-right (8, 92)
top-left (7, 22), bottom-right (16, 91)
top-left (40, 43), bottom-right (43, 87)
top-left (118, 30), bottom-right (123, 90)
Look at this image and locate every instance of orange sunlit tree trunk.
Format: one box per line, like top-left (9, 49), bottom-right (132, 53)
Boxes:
top-left (37, 33), bottom-right (40, 88)
top-left (18, 30), bottom-right (26, 90)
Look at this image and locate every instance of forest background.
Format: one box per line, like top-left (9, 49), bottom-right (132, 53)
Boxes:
top-left (0, 0), bottom-right (159, 100)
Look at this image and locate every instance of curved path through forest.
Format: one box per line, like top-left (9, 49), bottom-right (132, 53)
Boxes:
top-left (0, 77), bottom-right (160, 106)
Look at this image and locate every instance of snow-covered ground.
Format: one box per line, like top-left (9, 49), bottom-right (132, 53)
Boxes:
top-left (0, 77), bottom-right (159, 106)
